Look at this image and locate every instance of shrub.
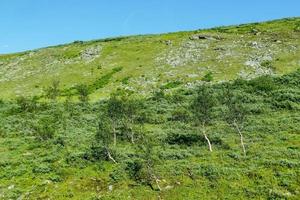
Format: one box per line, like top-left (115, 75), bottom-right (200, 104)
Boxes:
top-left (260, 60), bottom-right (274, 70)
top-left (151, 89), bottom-right (165, 101)
top-left (166, 132), bottom-right (205, 146)
top-left (202, 72), bottom-right (214, 82)
top-left (161, 81), bottom-right (182, 89)
top-left (45, 80), bottom-right (60, 100)
top-left (16, 96), bottom-right (38, 112)
top-left (158, 149), bottom-right (192, 160)
top-left (271, 89), bottom-right (300, 110)
top-left (32, 163), bottom-right (52, 174)
top-left (76, 84), bottom-right (89, 103)
top-left (125, 159), bottom-right (144, 182)
top-left (109, 166), bottom-right (127, 183)
top-left (65, 152), bottom-right (88, 168)
top-left (249, 75), bottom-right (276, 93)
top-left (277, 69), bottom-right (300, 86)
top-left (34, 118), bottom-right (55, 141)
top-left (169, 107), bottom-right (190, 122)
top-left (194, 165), bottom-right (221, 181)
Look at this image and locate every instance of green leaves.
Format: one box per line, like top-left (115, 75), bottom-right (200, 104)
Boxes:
top-left (190, 85), bottom-right (217, 125)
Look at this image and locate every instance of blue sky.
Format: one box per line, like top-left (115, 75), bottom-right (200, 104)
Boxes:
top-left (0, 0), bottom-right (299, 54)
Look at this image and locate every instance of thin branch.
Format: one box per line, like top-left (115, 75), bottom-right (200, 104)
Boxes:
top-left (107, 149), bottom-right (117, 163)
top-left (233, 120), bottom-right (246, 156)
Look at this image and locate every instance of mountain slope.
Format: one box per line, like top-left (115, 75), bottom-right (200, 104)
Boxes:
top-left (0, 17), bottom-right (300, 100)
top-left (0, 18), bottom-right (300, 199)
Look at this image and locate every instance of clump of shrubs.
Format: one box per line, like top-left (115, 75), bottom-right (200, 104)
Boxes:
top-left (33, 118), bottom-right (56, 141)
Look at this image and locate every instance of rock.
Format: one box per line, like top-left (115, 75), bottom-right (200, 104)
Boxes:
top-left (43, 180), bottom-right (52, 185)
top-left (108, 185), bottom-right (113, 191)
top-left (190, 34), bottom-right (213, 40)
top-left (250, 29), bottom-right (261, 35)
top-left (165, 185), bottom-right (174, 190)
top-left (8, 185), bottom-right (14, 190)
top-left (80, 46), bottom-right (102, 62)
top-left (213, 47), bottom-right (225, 51)
top-left (164, 40), bottom-right (172, 46)
top-left (189, 34), bottom-right (222, 41)
top-left (273, 39), bottom-right (282, 43)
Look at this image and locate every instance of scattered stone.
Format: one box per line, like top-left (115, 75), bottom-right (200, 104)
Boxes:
top-left (250, 29), bottom-right (261, 35)
top-left (273, 39), bottom-right (282, 43)
top-left (81, 46), bottom-right (102, 62)
top-left (156, 40), bottom-right (209, 67)
top-left (8, 185), bottom-right (14, 190)
top-left (187, 74), bottom-right (199, 78)
top-left (164, 40), bottom-right (172, 46)
top-left (213, 47), bottom-right (225, 51)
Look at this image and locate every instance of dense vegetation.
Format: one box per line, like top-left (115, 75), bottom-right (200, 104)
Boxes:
top-left (0, 69), bottom-right (299, 199)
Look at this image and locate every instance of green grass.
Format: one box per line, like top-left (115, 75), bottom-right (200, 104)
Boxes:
top-left (0, 18), bottom-right (300, 199)
top-left (0, 70), bottom-right (299, 199)
top-left (0, 17), bottom-right (300, 100)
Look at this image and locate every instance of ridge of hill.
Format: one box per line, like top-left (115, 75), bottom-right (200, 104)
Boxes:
top-left (0, 17), bottom-right (299, 100)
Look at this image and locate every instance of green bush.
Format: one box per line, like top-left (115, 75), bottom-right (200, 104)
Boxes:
top-left (169, 107), bottom-right (190, 122)
top-left (161, 81), bottom-right (182, 89)
top-left (202, 72), bottom-right (214, 82)
top-left (249, 75), bottom-right (276, 93)
top-left (109, 166), bottom-right (127, 183)
top-left (33, 118), bottom-right (55, 141)
top-left (45, 80), bottom-right (61, 100)
top-left (76, 84), bottom-right (89, 103)
top-left (166, 132), bottom-right (205, 146)
top-left (125, 159), bottom-right (144, 182)
top-left (32, 163), bottom-right (52, 174)
top-left (16, 96), bottom-right (38, 112)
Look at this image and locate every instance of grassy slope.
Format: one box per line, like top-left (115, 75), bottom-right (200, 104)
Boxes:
top-left (0, 70), bottom-right (299, 199)
top-left (0, 18), bottom-right (299, 200)
top-left (0, 17), bottom-right (300, 100)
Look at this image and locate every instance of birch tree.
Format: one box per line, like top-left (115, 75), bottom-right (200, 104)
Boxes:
top-left (224, 87), bottom-right (247, 156)
top-left (190, 85), bottom-right (216, 152)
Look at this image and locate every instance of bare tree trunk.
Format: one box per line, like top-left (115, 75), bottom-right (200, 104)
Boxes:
top-left (153, 175), bottom-right (162, 191)
top-left (202, 123), bottom-right (212, 152)
top-left (233, 120), bottom-right (246, 156)
top-left (107, 149), bottom-right (117, 163)
top-left (129, 125), bottom-right (134, 144)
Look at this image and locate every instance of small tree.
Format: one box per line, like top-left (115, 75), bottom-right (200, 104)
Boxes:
top-left (106, 94), bottom-right (126, 146)
top-left (94, 116), bottom-right (117, 163)
top-left (190, 85), bottom-right (216, 152)
top-left (76, 84), bottom-right (89, 103)
top-left (45, 80), bottom-right (60, 100)
top-left (133, 135), bottom-right (161, 191)
top-left (34, 117), bottom-right (55, 141)
top-left (122, 97), bottom-right (143, 144)
top-left (224, 87), bottom-right (247, 156)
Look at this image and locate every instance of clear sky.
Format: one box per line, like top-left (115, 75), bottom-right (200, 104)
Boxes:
top-left (0, 0), bottom-right (299, 54)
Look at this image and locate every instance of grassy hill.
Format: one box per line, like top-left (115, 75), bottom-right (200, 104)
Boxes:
top-left (0, 17), bottom-right (300, 100)
top-left (0, 18), bottom-right (299, 200)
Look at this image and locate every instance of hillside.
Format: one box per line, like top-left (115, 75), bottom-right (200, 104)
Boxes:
top-left (0, 17), bottom-right (300, 100)
top-left (0, 18), bottom-right (300, 200)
